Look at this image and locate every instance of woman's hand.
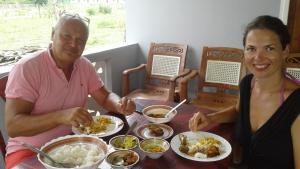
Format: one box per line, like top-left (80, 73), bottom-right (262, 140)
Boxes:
top-left (189, 112), bottom-right (211, 131)
top-left (60, 107), bottom-right (93, 127)
top-left (116, 97), bottom-right (136, 116)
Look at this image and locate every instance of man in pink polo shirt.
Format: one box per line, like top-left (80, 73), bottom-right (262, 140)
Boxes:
top-left (4, 13), bottom-right (136, 169)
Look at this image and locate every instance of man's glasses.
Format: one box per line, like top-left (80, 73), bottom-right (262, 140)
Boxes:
top-left (59, 11), bottom-right (90, 26)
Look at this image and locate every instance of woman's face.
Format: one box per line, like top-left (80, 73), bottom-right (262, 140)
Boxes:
top-left (244, 29), bottom-right (289, 79)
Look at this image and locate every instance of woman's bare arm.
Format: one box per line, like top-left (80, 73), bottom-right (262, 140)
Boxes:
top-left (208, 96), bottom-right (240, 123)
top-left (292, 114), bottom-right (300, 169)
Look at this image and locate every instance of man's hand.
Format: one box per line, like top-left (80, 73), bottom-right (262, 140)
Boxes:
top-left (116, 97), bottom-right (136, 116)
top-left (60, 107), bottom-right (93, 127)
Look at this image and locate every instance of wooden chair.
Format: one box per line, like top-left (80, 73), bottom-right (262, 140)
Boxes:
top-left (184, 46), bottom-right (246, 111)
top-left (285, 53), bottom-right (300, 81)
top-left (0, 75), bottom-right (8, 159)
top-left (122, 42), bottom-right (190, 102)
top-left (0, 130), bottom-right (5, 159)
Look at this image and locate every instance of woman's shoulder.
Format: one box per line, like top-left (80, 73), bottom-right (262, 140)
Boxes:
top-left (285, 78), bottom-right (300, 97)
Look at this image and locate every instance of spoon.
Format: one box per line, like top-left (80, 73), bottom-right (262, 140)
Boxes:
top-left (21, 142), bottom-right (76, 168)
top-left (112, 155), bottom-right (125, 166)
top-left (123, 121), bottom-right (138, 145)
top-left (165, 99), bottom-right (187, 118)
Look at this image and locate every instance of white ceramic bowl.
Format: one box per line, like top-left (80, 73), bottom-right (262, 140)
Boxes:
top-left (109, 135), bottom-right (139, 150)
top-left (139, 138), bottom-right (170, 159)
top-left (105, 150), bottom-right (139, 169)
top-left (142, 105), bottom-right (177, 123)
top-left (38, 135), bottom-right (108, 169)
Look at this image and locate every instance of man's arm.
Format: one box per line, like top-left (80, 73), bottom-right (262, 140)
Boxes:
top-left (91, 86), bottom-right (135, 115)
top-left (5, 98), bottom-right (92, 137)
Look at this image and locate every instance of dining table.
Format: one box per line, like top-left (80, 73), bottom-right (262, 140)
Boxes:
top-left (13, 99), bottom-right (235, 169)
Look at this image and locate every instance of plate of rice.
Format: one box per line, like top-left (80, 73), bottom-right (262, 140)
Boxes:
top-left (72, 115), bottom-right (124, 137)
top-left (170, 131), bottom-right (232, 162)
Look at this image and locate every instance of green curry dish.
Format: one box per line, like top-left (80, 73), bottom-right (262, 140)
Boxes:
top-left (113, 136), bottom-right (138, 149)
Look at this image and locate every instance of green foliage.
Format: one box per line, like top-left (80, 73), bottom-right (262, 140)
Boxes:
top-left (0, 0), bottom-right (47, 4)
top-left (0, 0), bottom-right (31, 4)
top-left (99, 4), bottom-right (111, 14)
top-left (16, 8), bottom-right (27, 15)
top-left (86, 7), bottom-right (96, 16)
top-left (34, 0), bottom-right (47, 6)
top-left (0, 17), bottom-right (53, 50)
top-left (87, 38), bottom-right (98, 45)
top-left (97, 20), bottom-right (115, 28)
top-left (0, 6), bottom-right (125, 51)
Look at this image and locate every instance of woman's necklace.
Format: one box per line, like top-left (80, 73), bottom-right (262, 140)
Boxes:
top-left (251, 76), bottom-right (286, 106)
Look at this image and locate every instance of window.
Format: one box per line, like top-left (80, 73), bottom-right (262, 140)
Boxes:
top-left (0, 0), bottom-right (125, 65)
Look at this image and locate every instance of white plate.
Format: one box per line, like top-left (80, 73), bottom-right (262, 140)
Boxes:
top-left (72, 115), bottom-right (124, 137)
top-left (170, 131), bottom-right (232, 162)
top-left (134, 123), bottom-right (174, 139)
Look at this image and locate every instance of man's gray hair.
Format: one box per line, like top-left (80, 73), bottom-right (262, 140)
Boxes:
top-left (53, 14), bottom-right (89, 36)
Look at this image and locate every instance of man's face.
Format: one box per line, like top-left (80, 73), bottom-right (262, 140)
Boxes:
top-left (51, 18), bottom-right (88, 64)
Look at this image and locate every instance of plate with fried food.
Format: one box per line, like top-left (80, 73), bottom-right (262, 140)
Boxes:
top-left (170, 131), bottom-right (232, 162)
top-left (72, 115), bottom-right (124, 137)
top-left (134, 123), bottom-right (173, 140)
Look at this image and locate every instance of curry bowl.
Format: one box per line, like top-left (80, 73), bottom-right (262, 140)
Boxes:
top-left (139, 138), bottom-right (170, 159)
top-left (105, 149), bottom-right (139, 169)
top-left (38, 135), bottom-right (108, 169)
top-left (142, 105), bottom-right (177, 123)
top-left (109, 135), bottom-right (139, 150)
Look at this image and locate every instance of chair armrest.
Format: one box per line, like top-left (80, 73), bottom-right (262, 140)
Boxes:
top-left (178, 69), bottom-right (198, 101)
top-left (180, 69), bottom-right (198, 83)
top-left (169, 68), bottom-right (191, 82)
top-left (123, 64), bottom-right (146, 75)
top-left (122, 64), bottom-right (146, 96)
top-left (0, 75), bottom-right (8, 101)
top-left (167, 69), bottom-right (191, 101)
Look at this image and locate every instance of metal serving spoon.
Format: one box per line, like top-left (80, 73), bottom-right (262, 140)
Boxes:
top-left (21, 142), bottom-right (76, 168)
top-left (165, 99), bottom-right (187, 118)
top-left (123, 121), bottom-right (138, 146)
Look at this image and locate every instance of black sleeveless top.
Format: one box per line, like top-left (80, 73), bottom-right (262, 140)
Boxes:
top-left (236, 74), bottom-right (300, 169)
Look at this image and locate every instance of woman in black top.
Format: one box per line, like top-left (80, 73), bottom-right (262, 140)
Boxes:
top-left (189, 15), bottom-right (300, 169)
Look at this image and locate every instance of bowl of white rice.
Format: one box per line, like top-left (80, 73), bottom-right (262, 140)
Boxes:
top-left (38, 135), bottom-right (108, 169)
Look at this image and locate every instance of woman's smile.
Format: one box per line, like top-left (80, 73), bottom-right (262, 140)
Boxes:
top-left (252, 63), bottom-right (270, 71)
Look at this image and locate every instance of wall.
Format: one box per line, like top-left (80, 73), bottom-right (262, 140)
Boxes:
top-left (126, 0), bottom-right (281, 96)
top-left (85, 43), bottom-right (141, 95)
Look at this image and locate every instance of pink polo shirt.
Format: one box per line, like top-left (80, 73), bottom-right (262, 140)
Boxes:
top-left (5, 47), bottom-right (104, 155)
